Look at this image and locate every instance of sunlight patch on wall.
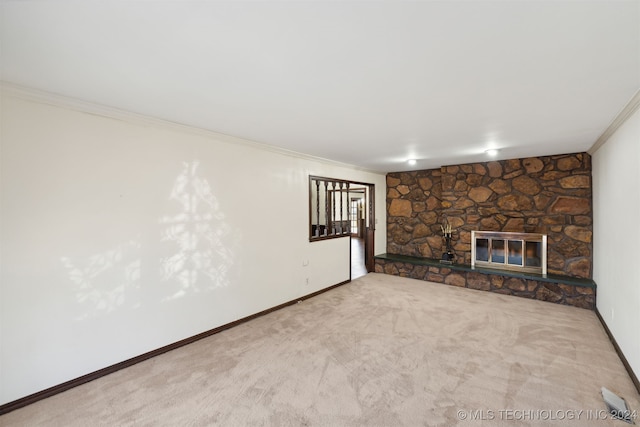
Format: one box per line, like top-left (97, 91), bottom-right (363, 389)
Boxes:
top-left (60, 240), bottom-right (141, 321)
top-left (159, 161), bottom-right (236, 300)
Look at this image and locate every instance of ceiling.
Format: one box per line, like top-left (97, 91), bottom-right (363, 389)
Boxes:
top-left (1, 1), bottom-right (639, 173)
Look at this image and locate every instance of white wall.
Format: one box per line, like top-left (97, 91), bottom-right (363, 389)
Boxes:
top-left (592, 104), bottom-right (640, 381)
top-left (0, 88), bottom-right (387, 405)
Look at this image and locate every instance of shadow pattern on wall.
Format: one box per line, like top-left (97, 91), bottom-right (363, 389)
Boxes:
top-left (60, 160), bottom-right (238, 319)
top-left (386, 153), bottom-right (592, 278)
top-left (61, 240), bottom-right (141, 321)
top-left (160, 161), bottom-right (236, 300)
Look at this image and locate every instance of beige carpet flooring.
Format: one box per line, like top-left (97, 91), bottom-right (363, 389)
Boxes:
top-left (2, 273), bottom-right (639, 426)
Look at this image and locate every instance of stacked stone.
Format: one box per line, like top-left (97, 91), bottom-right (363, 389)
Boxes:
top-left (386, 153), bottom-right (592, 278)
top-left (387, 169), bottom-right (443, 258)
top-left (374, 258), bottom-right (595, 309)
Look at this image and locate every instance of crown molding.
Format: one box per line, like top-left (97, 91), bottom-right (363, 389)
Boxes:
top-left (1, 81), bottom-right (384, 176)
top-left (589, 89), bottom-right (640, 155)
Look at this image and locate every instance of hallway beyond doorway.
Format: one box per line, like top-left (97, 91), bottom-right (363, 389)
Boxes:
top-left (351, 237), bottom-right (367, 279)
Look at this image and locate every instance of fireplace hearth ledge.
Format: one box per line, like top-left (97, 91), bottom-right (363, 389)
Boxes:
top-left (374, 253), bottom-right (595, 309)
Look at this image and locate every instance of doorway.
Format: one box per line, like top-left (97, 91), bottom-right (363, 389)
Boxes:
top-left (351, 236), bottom-right (367, 279)
top-left (349, 193), bottom-right (367, 279)
top-left (347, 184), bottom-right (374, 280)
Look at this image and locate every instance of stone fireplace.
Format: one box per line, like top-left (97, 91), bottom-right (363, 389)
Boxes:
top-left (385, 152), bottom-right (592, 279)
top-left (471, 230), bottom-right (547, 275)
top-left (379, 153), bottom-right (595, 309)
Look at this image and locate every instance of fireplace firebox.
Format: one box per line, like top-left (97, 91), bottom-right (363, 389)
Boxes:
top-left (471, 231), bottom-right (547, 275)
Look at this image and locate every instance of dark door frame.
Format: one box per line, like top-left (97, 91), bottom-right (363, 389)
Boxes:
top-left (364, 183), bottom-right (375, 273)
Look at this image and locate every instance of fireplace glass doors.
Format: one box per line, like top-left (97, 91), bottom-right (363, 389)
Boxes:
top-left (471, 231), bottom-right (547, 275)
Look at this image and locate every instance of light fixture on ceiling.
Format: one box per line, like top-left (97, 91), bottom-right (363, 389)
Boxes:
top-left (407, 159), bottom-right (417, 166)
top-left (485, 149), bottom-right (499, 157)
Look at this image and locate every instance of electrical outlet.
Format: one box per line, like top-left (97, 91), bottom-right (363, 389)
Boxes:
top-left (305, 278), bottom-right (309, 285)
top-left (611, 308), bottom-right (615, 320)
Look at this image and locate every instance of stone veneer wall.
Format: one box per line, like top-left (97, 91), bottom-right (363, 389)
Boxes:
top-left (386, 153), bottom-right (592, 278)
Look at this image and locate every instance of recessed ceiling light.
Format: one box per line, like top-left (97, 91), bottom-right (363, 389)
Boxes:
top-left (407, 159), bottom-right (417, 166)
top-left (485, 149), bottom-right (499, 156)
